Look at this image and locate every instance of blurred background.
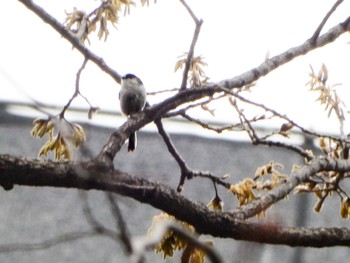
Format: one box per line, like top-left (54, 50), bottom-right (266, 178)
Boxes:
top-left (1, 0), bottom-right (350, 262)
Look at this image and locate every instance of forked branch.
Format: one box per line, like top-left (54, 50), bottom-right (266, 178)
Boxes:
top-left (309, 0), bottom-right (344, 45)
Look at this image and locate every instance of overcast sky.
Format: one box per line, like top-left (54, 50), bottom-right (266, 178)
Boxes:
top-left (1, 0), bottom-right (350, 137)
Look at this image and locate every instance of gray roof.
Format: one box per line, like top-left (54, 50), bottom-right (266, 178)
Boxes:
top-left (0, 102), bottom-right (348, 262)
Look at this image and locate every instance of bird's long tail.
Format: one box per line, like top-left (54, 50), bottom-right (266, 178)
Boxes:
top-left (128, 132), bottom-right (137, 152)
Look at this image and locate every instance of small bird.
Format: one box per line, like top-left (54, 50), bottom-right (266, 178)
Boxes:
top-left (119, 73), bottom-right (147, 152)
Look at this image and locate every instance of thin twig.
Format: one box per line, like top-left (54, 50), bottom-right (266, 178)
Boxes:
top-left (231, 98), bottom-right (313, 160)
top-left (80, 92), bottom-right (98, 112)
top-left (309, 0), bottom-right (344, 45)
top-left (60, 58), bottom-right (88, 118)
top-left (180, 112), bottom-right (243, 133)
top-left (0, 231), bottom-right (103, 253)
top-left (220, 86), bottom-right (344, 144)
top-left (147, 87), bottom-right (180, 96)
top-left (87, 1), bottom-right (105, 18)
top-left (164, 93), bottom-right (225, 118)
top-left (155, 118), bottom-right (231, 190)
top-left (181, 112), bottom-right (238, 133)
top-left (79, 191), bottom-right (117, 238)
top-left (179, 0), bottom-right (203, 90)
top-left (231, 99), bottom-right (255, 141)
top-left (163, 92), bottom-right (270, 134)
top-left (154, 118), bottom-right (189, 191)
top-left (191, 170), bottom-right (231, 189)
top-left (106, 193), bottom-right (133, 254)
top-left (179, 0), bottom-right (200, 24)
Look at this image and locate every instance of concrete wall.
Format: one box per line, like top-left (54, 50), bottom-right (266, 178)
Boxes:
top-left (0, 103), bottom-right (349, 262)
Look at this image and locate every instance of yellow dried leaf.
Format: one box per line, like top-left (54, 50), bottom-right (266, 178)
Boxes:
top-left (229, 179), bottom-right (255, 206)
top-left (313, 185), bottom-right (323, 199)
top-left (340, 198), bottom-right (350, 219)
top-left (148, 213), bottom-right (195, 260)
top-left (313, 198), bottom-right (324, 213)
top-left (207, 196), bottom-right (224, 211)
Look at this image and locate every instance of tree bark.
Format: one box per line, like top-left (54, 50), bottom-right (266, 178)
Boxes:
top-left (1, 154), bottom-right (350, 247)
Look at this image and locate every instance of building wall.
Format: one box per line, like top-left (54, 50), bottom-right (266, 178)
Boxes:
top-left (0, 104), bottom-right (349, 263)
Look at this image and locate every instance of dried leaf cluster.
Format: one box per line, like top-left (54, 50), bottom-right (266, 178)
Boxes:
top-left (207, 195), bottom-right (224, 211)
top-left (65, 0), bottom-right (156, 42)
top-left (175, 53), bottom-right (209, 88)
top-left (295, 137), bottom-right (350, 218)
top-left (229, 161), bottom-right (286, 216)
top-left (147, 213), bottom-right (195, 260)
top-left (31, 118), bottom-right (86, 160)
top-left (229, 178), bottom-right (256, 206)
top-left (181, 242), bottom-right (212, 263)
top-left (147, 194), bottom-right (221, 263)
top-left (307, 64), bottom-right (345, 122)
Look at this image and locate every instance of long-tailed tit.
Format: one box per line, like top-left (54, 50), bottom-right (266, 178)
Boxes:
top-left (119, 73), bottom-right (147, 152)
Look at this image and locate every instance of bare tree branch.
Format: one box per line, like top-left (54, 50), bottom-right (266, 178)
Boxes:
top-left (180, 112), bottom-right (244, 133)
top-left (60, 58), bottom-right (88, 118)
top-left (96, 87), bottom-right (218, 164)
top-left (0, 231), bottom-right (104, 253)
top-left (1, 154), bottom-right (350, 246)
top-left (96, 15), bottom-right (350, 163)
top-left (16, 0), bottom-right (350, 166)
top-left (309, 0), bottom-right (344, 45)
top-left (155, 118), bottom-right (230, 191)
top-left (232, 100), bottom-right (313, 160)
top-left (79, 191), bottom-right (118, 238)
top-left (106, 193), bottom-right (133, 254)
top-left (179, 0), bottom-right (200, 24)
top-left (10, 0), bottom-right (350, 253)
top-left (147, 87), bottom-right (179, 96)
top-left (154, 118), bottom-right (189, 191)
top-left (221, 86), bottom-right (348, 159)
top-left (214, 15), bottom-right (350, 90)
top-left (179, 0), bottom-right (203, 90)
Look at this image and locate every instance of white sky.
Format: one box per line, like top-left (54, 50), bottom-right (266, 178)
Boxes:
top-left (1, 0), bottom-right (350, 139)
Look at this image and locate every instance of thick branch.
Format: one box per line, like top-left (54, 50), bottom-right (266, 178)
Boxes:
top-left (12, 1), bottom-right (350, 248)
top-left (214, 15), bottom-right (350, 89)
top-left (1, 154), bottom-right (350, 247)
